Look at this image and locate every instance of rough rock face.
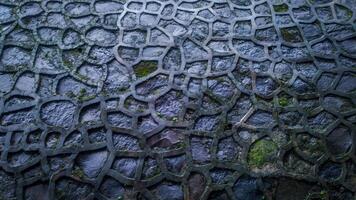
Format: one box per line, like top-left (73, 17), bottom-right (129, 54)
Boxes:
top-left (0, 0), bottom-right (355, 199)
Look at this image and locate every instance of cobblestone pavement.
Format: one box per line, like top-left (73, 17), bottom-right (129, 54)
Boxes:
top-left (0, 0), bottom-right (355, 199)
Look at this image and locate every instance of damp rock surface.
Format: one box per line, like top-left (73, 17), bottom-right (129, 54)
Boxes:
top-left (0, 0), bottom-right (355, 199)
top-left (40, 100), bottom-right (76, 128)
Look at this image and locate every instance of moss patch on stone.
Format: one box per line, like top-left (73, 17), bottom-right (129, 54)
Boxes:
top-left (62, 48), bottom-right (83, 69)
top-left (305, 190), bottom-right (328, 200)
top-left (72, 168), bottom-right (85, 179)
top-left (62, 58), bottom-right (73, 69)
top-left (278, 97), bottom-right (289, 106)
top-left (274, 4), bottom-right (289, 12)
top-left (133, 61), bottom-right (158, 78)
top-left (280, 27), bottom-right (303, 43)
top-left (248, 139), bottom-right (278, 168)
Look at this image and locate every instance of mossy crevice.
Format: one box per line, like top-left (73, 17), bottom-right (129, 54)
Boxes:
top-left (66, 88), bottom-right (96, 102)
top-left (305, 190), bottom-right (328, 200)
top-left (77, 88), bottom-right (96, 102)
top-left (133, 61), bottom-right (158, 78)
top-left (278, 97), bottom-right (289, 106)
top-left (72, 168), bottom-right (85, 179)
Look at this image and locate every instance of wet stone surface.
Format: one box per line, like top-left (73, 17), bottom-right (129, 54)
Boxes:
top-left (0, 0), bottom-right (355, 199)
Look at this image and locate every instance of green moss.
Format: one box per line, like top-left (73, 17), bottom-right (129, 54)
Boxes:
top-left (157, 112), bottom-right (163, 118)
top-left (68, 47), bottom-right (83, 58)
top-left (117, 87), bottom-right (129, 93)
top-left (62, 59), bottom-right (73, 68)
top-left (274, 4), bottom-right (288, 12)
top-left (280, 27), bottom-right (302, 43)
top-left (55, 190), bottom-right (66, 200)
top-left (176, 141), bottom-right (187, 149)
top-left (346, 10), bottom-right (353, 18)
top-left (151, 166), bottom-right (161, 175)
top-left (76, 73), bottom-right (90, 81)
top-left (4, 65), bottom-right (17, 71)
top-left (278, 97), bottom-right (289, 106)
top-left (133, 61), bottom-right (157, 78)
top-left (308, 140), bottom-right (325, 154)
top-left (72, 168), bottom-right (85, 179)
top-left (65, 91), bottom-right (75, 98)
top-left (305, 190), bottom-right (328, 200)
top-left (78, 88), bottom-right (87, 97)
top-left (63, 48), bottom-right (83, 68)
top-left (124, 98), bottom-right (132, 108)
top-left (319, 190), bottom-right (328, 199)
top-left (137, 107), bottom-right (145, 113)
top-left (100, 89), bottom-right (109, 97)
top-left (248, 139), bottom-right (278, 168)
top-left (76, 88), bottom-right (95, 102)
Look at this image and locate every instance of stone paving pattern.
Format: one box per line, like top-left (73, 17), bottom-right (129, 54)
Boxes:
top-left (0, 0), bottom-right (355, 199)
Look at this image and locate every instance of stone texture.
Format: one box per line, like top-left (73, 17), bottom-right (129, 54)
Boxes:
top-left (0, 0), bottom-right (355, 199)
